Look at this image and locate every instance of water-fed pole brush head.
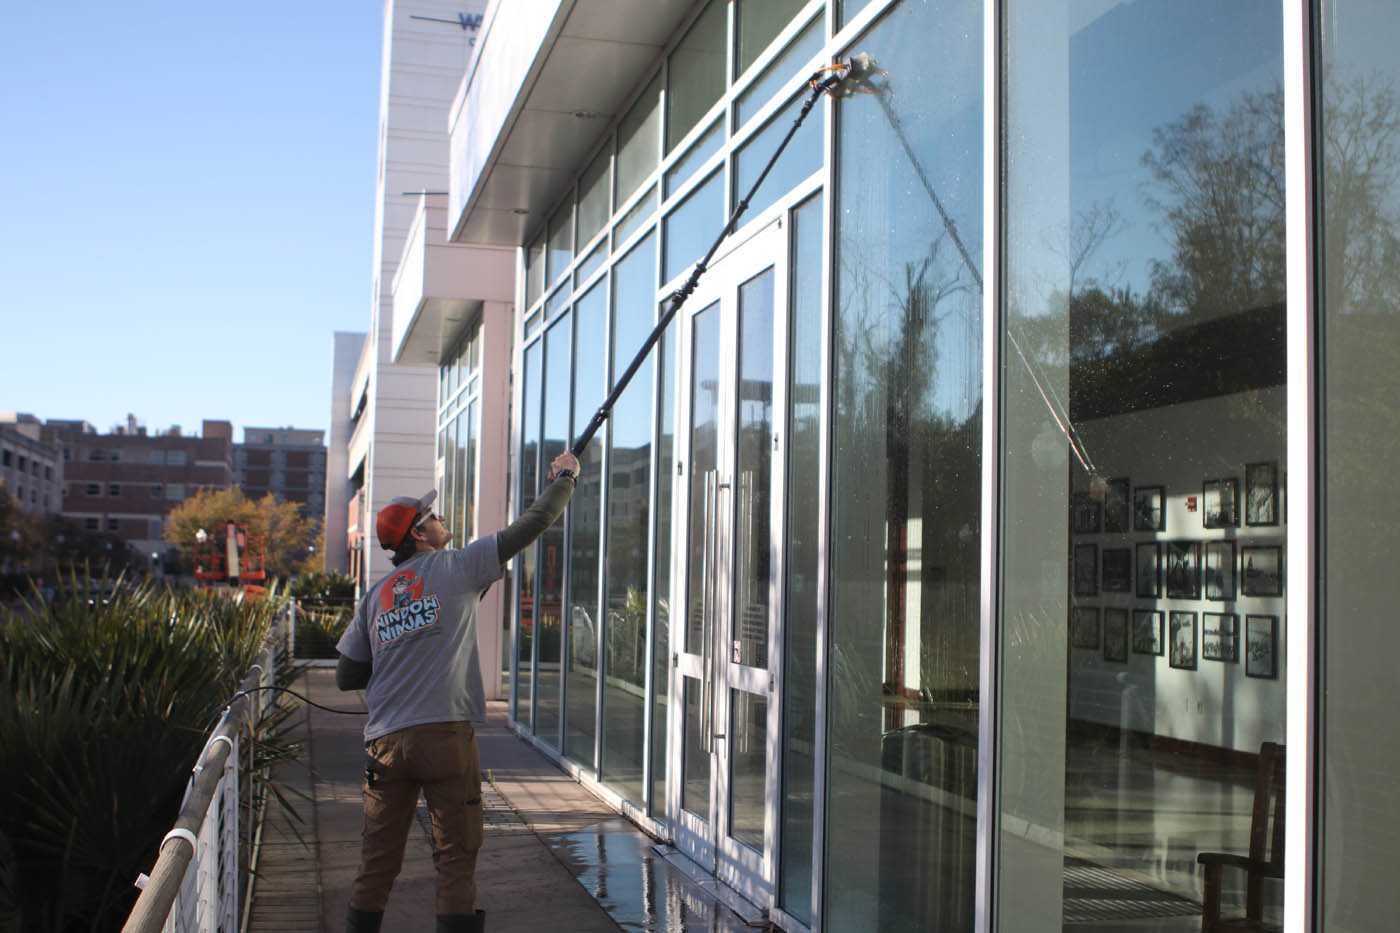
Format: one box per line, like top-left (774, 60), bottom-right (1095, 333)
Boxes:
top-left (831, 52), bottom-right (886, 97)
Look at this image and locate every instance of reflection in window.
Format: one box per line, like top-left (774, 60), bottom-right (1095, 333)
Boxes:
top-left (649, 320), bottom-right (676, 818)
top-left (535, 316), bottom-right (572, 748)
top-left (779, 192), bottom-right (822, 924)
top-left (525, 236), bottom-right (545, 308)
top-left (1321, 4), bottom-right (1400, 926)
top-left (566, 283), bottom-right (607, 769)
top-left (999, 1), bottom-right (1286, 929)
top-left (547, 201), bottom-right (573, 285)
top-left (516, 340), bottom-right (542, 728)
top-left (602, 232), bottom-right (658, 803)
top-left (827, 2), bottom-right (982, 930)
top-left (616, 185), bottom-right (657, 248)
top-left (664, 170), bottom-right (723, 283)
top-left (667, 0), bottom-right (726, 153)
top-left (734, 91), bottom-right (824, 222)
top-left (735, 13), bottom-right (823, 130)
top-left (664, 117), bottom-right (724, 198)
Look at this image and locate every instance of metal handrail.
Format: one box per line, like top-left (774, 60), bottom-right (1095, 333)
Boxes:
top-left (122, 623), bottom-right (281, 933)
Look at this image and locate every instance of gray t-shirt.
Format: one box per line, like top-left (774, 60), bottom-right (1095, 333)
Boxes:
top-left (336, 535), bottom-right (501, 742)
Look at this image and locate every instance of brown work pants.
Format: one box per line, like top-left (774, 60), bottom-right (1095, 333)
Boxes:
top-left (349, 721), bottom-right (484, 915)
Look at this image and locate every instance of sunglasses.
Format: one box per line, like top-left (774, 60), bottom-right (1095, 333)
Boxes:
top-left (412, 511), bottom-right (442, 529)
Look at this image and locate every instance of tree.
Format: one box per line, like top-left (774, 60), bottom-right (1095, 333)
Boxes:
top-left (164, 487), bottom-right (317, 581)
top-left (1141, 86), bottom-right (1287, 322)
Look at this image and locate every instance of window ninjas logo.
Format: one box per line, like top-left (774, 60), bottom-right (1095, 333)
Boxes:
top-left (376, 594), bottom-right (441, 644)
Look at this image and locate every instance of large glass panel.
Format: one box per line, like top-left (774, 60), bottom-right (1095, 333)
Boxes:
top-left (779, 192), bottom-right (822, 924)
top-left (667, 0), bottom-right (727, 153)
top-left (567, 282), bottom-right (608, 768)
top-left (664, 117), bottom-right (724, 198)
top-left (576, 237), bottom-right (609, 287)
top-left (618, 73), bottom-right (662, 208)
top-left (442, 414), bottom-right (457, 550)
top-left (515, 340), bottom-right (543, 727)
top-left (734, 92), bottom-right (824, 224)
top-left (826, 2), bottom-right (982, 931)
top-left (526, 236), bottom-right (545, 308)
top-left (729, 690), bottom-right (767, 850)
top-left (536, 316), bottom-right (573, 748)
top-left (735, 0), bottom-right (807, 78)
top-left (649, 320), bottom-right (677, 819)
top-left (734, 267), bottom-right (774, 668)
top-left (453, 408), bottom-right (467, 544)
top-left (1321, 3), bottom-right (1400, 928)
top-left (464, 398), bottom-right (478, 540)
top-left (548, 200), bottom-right (574, 285)
top-left (683, 677), bottom-right (709, 819)
top-left (579, 145), bottom-right (612, 248)
top-left (664, 170), bottom-right (724, 284)
top-left (616, 185), bottom-right (657, 248)
top-left (602, 233), bottom-right (658, 803)
top-left (838, 0), bottom-right (875, 30)
top-left (735, 14), bottom-right (824, 130)
top-left (999, 1), bottom-right (1286, 930)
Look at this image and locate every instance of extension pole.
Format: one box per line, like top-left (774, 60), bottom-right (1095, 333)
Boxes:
top-left (570, 67), bottom-right (846, 458)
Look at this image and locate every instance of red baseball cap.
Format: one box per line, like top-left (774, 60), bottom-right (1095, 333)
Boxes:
top-left (375, 489), bottom-right (438, 550)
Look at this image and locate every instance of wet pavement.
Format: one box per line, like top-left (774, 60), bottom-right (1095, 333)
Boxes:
top-left (287, 668), bottom-right (758, 933)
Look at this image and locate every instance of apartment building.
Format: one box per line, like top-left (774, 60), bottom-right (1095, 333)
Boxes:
top-left (0, 413), bottom-right (63, 515)
top-left (234, 426), bottom-right (327, 517)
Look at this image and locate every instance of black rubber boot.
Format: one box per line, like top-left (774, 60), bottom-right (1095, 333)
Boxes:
top-left (345, 906), bottom-right (384, 933)
top-left (435, 909), bottom-right (485, 932)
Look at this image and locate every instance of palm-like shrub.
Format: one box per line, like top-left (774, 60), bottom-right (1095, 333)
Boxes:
top-left (0, 572), bottom-right (281, 932)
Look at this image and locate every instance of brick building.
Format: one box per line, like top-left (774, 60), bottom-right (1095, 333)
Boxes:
top-left (0, 413), bottom-right (63, 516)
top-left (55, 419), bottom-right (233, 564)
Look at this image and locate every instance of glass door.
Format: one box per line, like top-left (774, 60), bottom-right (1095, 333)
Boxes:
top-left (671, 221), bottom-right (785, 908)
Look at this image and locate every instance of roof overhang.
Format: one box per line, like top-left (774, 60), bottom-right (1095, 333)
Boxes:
top-left (447, 0), bottom-right (695, 246)
top-left (391, 196), bottom-right (515, 365)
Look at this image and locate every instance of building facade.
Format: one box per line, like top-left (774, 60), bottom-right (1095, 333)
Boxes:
top-left (351, 0), bottom-right (1400, 929)
top-left (0, 414), bottom-right (63, 516)
top-left (233, 426), bottom-right (327, 516)
top-left (57, 419), bottom-right (233, 565)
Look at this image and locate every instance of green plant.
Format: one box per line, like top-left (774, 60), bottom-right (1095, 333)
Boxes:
top-left (0, 570), bottom-right (284, 932)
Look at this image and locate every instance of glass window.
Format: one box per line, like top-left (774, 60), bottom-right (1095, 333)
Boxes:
top-left (664, 117), bottom-right (724, 198)
top-left (618, 73), bottom-right (662, 208)
top-left (999, 1), bottom-right (1286, 930)
top-left (578, 145), bottom-right (612, 248)
top-left (838, 0), bottom-right (875, 30)
top-left (649, 316), bottom-right (676, 818)
top-left (779, 192), bottom-right (822, 923)
top-left (546, 284), bottom-right (571, 321)
top-left (167, 450), bottom-right (186, 466)
top-left (735, 13), bottom-right (824, 129)
top-left (663, 169), bottom-right (723, 283)
top-left (601, 231), bottom-right (658, 803)
top-left (1321, 3), bottom-right (1400, 927)
top-left (547, 200), bottom-right (574, 284)
top-left (735, 0), bottom-right (807, 78)
top-left (667, 1), bottom-right (727, 153)
top-left (567, 281), bottom-right (608, 768)
top-left (165, 484), bottom-right (185, 500)
top-left (536, 315), bottom-right (573, 749)
top-left (526, 235), bottom-right (546, 308)
top-left (826, 2), bottom-right (983, 930)
top-left (149, 450), bottom-right (165, 465)
top-left (516, 341), bottom-right (542, 727)
top-left (616, 185), bottom-right (657, 248)
top-left (734, 90), bottom-right (824, 222)
top-left (576, 237), bottom-right (609, 288)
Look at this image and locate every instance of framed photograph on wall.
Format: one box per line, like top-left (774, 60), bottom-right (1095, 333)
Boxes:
top-left (1165, 540), bottom-right (1201, 599)
top-left (1204, 540), bottom-right (1237, 601)
top-left (1135, 542), bottom-right (1161, 598)
top-left (1104, 477), bottom-right (1131, 532)
top-left (1132, 609), bottom-right (1163, 656)
top-left (1203, 477), bottom-right (1240, 528)
top-left (1169, 611), bottom-right (1198, 670)
top-left (1104, 608), bottom-right (1129, 662)
top-left (1246, 615), bottom-right (1278, 678)
top-left (1071, 607), bottom-right (1100, 649)
top-left (1072, 491), bottom-right (1101, 534)
top-left (1102, 547), bottom-right (1131, 593)
top-left (1074, 543), bottom-right (1098, 596)
top-left (1241, 545), bottom-right (1283, 597)
top-left (1203, 612), bottom-right (1239, 662)
top-left (1246, 461), bottom-right (1279, 526)
top-left (1133, 485), bottom-right (1165, 532)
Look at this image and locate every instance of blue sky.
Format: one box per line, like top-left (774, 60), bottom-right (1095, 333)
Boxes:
top-left (0, 1), bottom-right (381, 440)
